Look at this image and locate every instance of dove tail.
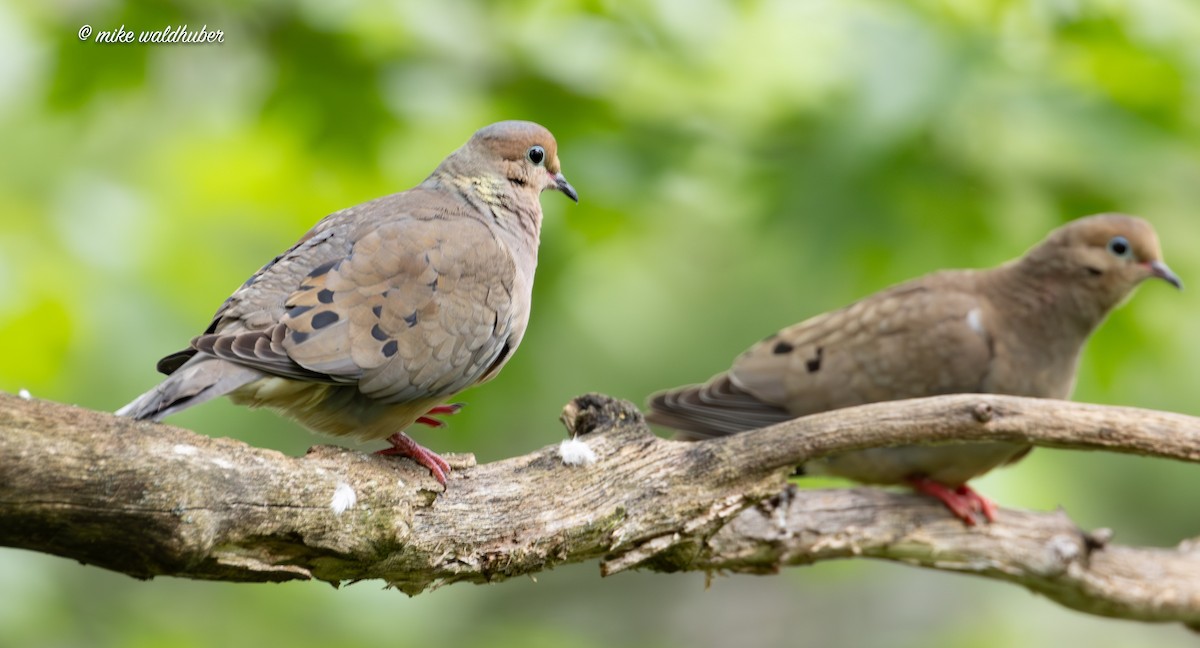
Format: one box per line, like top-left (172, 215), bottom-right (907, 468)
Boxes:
top-left (645, 373), bottom-right (794, 440)
top-left (116, 355), bottom-right (262, 421)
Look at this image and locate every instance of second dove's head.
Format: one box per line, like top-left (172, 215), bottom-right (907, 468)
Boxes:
top-left (456, 120), bottom-right (578, 204)
top-left (1023, 213), bottom-right (1181, 310)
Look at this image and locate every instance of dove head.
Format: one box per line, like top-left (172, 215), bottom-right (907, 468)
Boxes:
top-left (454, 121), bottom-right (578, 204)
top-left (1018, 213), bottom-right (1180, 322)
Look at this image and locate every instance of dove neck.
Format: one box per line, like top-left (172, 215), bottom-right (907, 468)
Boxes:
top-left (987, 258), bottom-right (1114, 342)
top-left (423, 165), bottom-right (544, 248)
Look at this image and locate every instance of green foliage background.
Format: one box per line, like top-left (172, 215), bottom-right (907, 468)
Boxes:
top-left (2, 1), bottom-right (1200, 646)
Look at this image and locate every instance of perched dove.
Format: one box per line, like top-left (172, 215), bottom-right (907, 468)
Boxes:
top-left (118, 121), bottom-right (578, 485)
top-left (647, 214), bottom-right (1180, 524)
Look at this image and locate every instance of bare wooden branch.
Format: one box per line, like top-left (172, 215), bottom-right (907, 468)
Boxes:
top-left (2, 391), bottom-right (1200, 627)
top-left (703, 487), bottom-right (1200, 626)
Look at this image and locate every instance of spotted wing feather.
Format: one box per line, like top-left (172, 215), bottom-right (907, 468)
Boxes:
top-left (188, 211), bottom-right (516, 406)
top-left (648, 278), bottom-right (995, 436)
top-left (733, 283), bottom-right (994, 416)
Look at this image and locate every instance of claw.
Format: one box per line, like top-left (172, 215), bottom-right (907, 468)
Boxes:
top-left (956, 485), bottom-right (998, 523)
top-left (907, 476), bottom-right (997, 526)
top-left (426, 403), bottom-right (464, 416)
top-left (376, 432), bottom-right (451, 485)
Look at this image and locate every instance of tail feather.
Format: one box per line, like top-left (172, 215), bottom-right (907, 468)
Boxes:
top-left (117, 355), bottom-right (262, 421)
top-left (645, 373), bottom-right (794, 440)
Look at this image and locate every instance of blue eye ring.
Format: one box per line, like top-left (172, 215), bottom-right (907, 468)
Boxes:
top-left (527, 145), bottom-right (545, 166)
top-left (1107, 235), bottom-right (1132, 258)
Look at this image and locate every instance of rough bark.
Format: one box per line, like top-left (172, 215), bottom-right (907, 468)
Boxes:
top-left (2, 391), bottom-right (1200, 627)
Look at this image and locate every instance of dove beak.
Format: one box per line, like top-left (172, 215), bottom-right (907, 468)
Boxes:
top-left (553, 172), bottom-right (579, 203)
top-left (1148, 260), bottom-right (1183, 289)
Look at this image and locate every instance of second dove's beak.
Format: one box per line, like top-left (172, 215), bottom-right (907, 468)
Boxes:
top-left (553, 172), bottom-right (579, 203)
top-left (1149, 260), bottom-right (1183, 289)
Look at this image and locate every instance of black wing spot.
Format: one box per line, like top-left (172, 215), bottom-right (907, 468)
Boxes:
top-left (805, 346), bottom-right (823, 373)
top-left (773, 341), bottom-right (795, 355)
top-left (372, 305), bottom-right (383, 318)
top-left (317, 289), bottom-right (335, 304)
top-left (287, 304), bottom-right (314, 318)
top-left (311, 311), bottom-right (340, 329)
top-left (307, 259), bottom-right (340, 279)
top-left (292, 331), bottom-right (310, 344)
top-left (371, 324), bottom-right (389, 341)
top-left (428, 276), bottom-right (439, 292)
top-left (404, 312), bottom-right (419, 328)
top-left (381, 340), bottom-right (398, 357)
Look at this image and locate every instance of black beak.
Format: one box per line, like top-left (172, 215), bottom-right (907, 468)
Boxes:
top-left (554, 172), bottom-right (579, 203)
top-left (1149, 260), bottom-right (1183, 289)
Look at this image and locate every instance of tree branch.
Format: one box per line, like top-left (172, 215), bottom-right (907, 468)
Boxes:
top-left (2, 391), bottom-right (1200, 627)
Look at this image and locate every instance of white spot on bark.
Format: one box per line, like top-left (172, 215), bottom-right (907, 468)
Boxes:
top-left (559, 438), bottom-right (597, 466)
top-left (17, 388), bottom-right (31, 400)
top-left (172, 444), bottom-right (197, 456)
top-left (966, 308), bottom-right (984, 335)
top-left (331, 483), bottom-right (357, 515)
top-left (212, 458), bottom-right (233, 470)
top-left (1050, 534), bottom-right (1080, 561)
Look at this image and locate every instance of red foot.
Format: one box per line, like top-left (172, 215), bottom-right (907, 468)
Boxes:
top-left (375, 432), bottom-right (451, 485)
top-left (414, 403), bottom-right (465, 428)
top-left (906, 477), bottom-right (997, 526)
top-left (956, 484), bottom-right (998, 523)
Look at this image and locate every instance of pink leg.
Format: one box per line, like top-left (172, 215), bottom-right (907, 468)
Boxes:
top-left (413, 403), bottom-right (465, 428)
top-left (376, 432), bottom-right (452, 485)
top-left (906, 476), bottom-right (996, 526)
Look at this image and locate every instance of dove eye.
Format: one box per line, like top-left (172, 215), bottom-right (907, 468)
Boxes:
top-left (526, 145), bottom-right (545, 166)
top-left (1107, 236), bottom-right (1132, 258)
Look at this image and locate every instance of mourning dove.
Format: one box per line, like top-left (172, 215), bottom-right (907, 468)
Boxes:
top-left (118, 120), bottom-right (578, 485)
top-left (647, 214), bottom-right (1180, 524)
